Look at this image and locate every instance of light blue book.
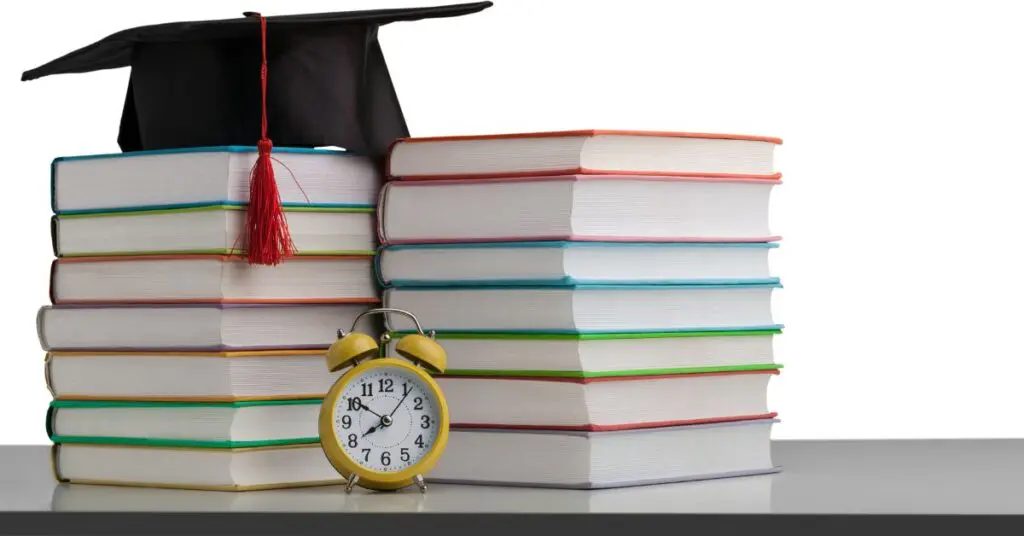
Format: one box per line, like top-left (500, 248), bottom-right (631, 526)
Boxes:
top-left (377, 241), bottom-right (780, 288)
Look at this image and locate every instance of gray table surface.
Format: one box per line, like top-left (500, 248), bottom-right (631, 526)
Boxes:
top-left (2, 440), bottom-right (1022, 514)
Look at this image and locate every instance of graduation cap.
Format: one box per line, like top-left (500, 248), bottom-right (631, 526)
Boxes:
top-left (22, 2), bottom-right (494, 265)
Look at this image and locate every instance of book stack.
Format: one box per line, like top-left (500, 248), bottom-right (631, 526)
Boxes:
top-left (38, 147), bottom-right (384, 490)
top-left (377, 130), bottom-right (785, 489)
top-left (22, 1), bottom-right (495, 491)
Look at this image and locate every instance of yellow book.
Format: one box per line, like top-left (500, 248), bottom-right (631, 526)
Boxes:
top-left (51, 443), bottom-right (342, 492)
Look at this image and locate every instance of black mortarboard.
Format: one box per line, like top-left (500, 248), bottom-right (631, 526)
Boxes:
top-left (21, 2), bottom-right (493, 157)
top-left (22, 2), bottom-right (493, 266)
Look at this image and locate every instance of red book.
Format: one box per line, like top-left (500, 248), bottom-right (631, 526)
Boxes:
top-left (437, 369), bottom-right (779, 432)
top-left (387, 129), bottom-right (783, 181)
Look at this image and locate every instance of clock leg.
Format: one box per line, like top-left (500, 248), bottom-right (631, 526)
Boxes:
top-left (414, 474), bottom-right (427, 493)
top-left (344, 474), bottom-right (360, 494)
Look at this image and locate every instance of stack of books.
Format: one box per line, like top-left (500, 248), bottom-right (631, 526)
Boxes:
top-left (38, 146), bottom-right (384, 490)
top-left (377, 130), bottom-right (785, 489)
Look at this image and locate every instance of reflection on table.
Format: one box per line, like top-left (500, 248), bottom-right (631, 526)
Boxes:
top-left (50, 474), bottom-right (775, 514)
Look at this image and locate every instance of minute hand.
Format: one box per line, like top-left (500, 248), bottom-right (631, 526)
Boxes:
top-left (388, 391), bottom-right (412, 418)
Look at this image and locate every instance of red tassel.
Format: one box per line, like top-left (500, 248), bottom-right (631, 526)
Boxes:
top-left (244, 13), bottom-right (294, 266)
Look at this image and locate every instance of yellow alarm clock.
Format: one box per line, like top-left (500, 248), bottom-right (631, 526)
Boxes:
top-left (318, 307), bottom-right (449, 494)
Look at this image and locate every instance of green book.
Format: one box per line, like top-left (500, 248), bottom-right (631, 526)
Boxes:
top-left (52, 205), bottom-right (376, 258)
top-left (47, 399), bottom-right (323, 448)
top-left (388, 329), bottom-right (782, 378)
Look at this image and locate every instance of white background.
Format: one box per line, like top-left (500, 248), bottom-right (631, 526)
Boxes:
top-left (2, 0), bottom-right (1023, 444)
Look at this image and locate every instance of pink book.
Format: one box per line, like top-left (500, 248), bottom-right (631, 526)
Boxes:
top-left (377, 174), bottom-right (781, 246)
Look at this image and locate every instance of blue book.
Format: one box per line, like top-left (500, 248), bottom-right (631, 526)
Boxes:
top-left (377, 241), bottom-right (780, 288)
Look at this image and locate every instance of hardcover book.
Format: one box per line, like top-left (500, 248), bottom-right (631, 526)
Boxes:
top-left (386, 329), bottom-right (781, 379)
top-left (51, 146), bottom-right (380, 214)
top-left (50, 443), bottom-right (343, 491)
top-left (387, 130), bottom-right (782, 180)
top-left (47, 399), bottom-right (323, 448)
top-left (52, 205), bottom-right (376, 258)
top-left (37, 303), bottom-right (373, 352)
top-left (377, 241), bottom-right (778, 287)
top-left (428, 418), bottom-right (779, 489)
top-left (50, 255), bottom-right (380, 305)
top-left (383, 283), bottom-right (781, 334)
top-left (378, 175), bottom-right (779, 245)
top-left (436, 370), bottom-right (779, 431)
top-left (44, 350), bottom-right (341, 401)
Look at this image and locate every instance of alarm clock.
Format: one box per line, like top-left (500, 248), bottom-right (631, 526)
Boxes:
top-left (318, 307), bottom-right (449, 494)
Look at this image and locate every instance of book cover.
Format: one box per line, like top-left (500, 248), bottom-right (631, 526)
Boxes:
top-left (46, 399), bottom-right (323, 448)
top-left (387, 129), bottom-right (784, 181)
top-left (429, 418), bottom-right (781, 490)
top-left (376, 174), bottom-right (782, 246)
top-left (375, 240), bottom-right (780, 288)
top-left (49, 254), bottom-right (380, 305)
top-left (50, 145), bottom-right (376, 215)
top-left (52, 204), bottom-right (377, 258)
top-left (439, 369), bottom-right (780, 432)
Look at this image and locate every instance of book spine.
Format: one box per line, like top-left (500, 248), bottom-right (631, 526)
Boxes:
top-left (375, 181), bottom-right (393, 245)
top-left (48, 259), bottom-right (58, 304)
top-left (380, 288), bottom-right (393, 332)
top-left (37, 307), bottom-right (52, 351)
top-left (373, 245), bottom-right (389, 288)
top-left (384, 137), bottom-right (403, 180)
top-left (50, 443), bottom-right (67, 483)
top-left (43, 353), bottom-right (56, 398)
top-left (45, 404), bottom-right (57, 440)
top-left (50, 215), bottom-right (60, 257)
top-left (50, 158), bottom-right (59, 214)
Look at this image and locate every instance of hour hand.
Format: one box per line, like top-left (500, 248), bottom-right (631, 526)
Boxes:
top-left (362, 424), bottom-right (379, 438)
top-left (360, 405), bottom-right (384, 419)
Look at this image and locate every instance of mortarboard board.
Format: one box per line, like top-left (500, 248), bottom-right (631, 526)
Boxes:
top-left (22, 2), bottom-right (494, 265)
top-left (22, 2), bottom-right (493, 157)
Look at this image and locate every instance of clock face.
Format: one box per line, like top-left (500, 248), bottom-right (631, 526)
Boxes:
top-left (331, 365), bottom-right (442, 473)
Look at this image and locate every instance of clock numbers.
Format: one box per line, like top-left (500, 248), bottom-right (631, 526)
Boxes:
top-left (334, 368), bottom-right (440, 473)
top-left (347, 397), bottom-right (362, 411)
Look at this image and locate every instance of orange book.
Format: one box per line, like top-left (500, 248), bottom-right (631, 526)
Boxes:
top-left (49, 254), bottom-right (380, 305)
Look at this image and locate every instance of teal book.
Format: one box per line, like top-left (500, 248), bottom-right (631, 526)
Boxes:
top-left (377, 241), bottom-right (780, 288)
top-left (384, 282), bottom-right (782, 335)
top-left (47, 399), bottom-right (322, 449)
top-left (50, 146), bottom-right (379, 215)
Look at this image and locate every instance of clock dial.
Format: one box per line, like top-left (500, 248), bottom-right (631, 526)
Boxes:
top-left (332, 366), bottom-right (441, 473)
